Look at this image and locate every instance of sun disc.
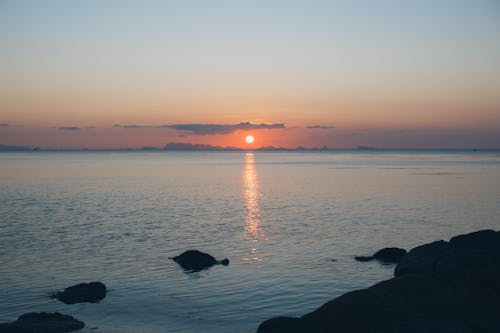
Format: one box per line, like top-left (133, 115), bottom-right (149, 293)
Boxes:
top-left (245, 135), bottom-right (254, 144)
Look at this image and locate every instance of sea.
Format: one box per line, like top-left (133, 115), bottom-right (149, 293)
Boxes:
top-left (1, 150), bottom-right (499, 333)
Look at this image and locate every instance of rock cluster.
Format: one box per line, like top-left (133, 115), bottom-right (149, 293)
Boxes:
top-left (258, 230), bottom-right (500, 333)
top-left (0, 312), bottom-right (84, 333)
top-left (2, 282), bottom-right (107, 332)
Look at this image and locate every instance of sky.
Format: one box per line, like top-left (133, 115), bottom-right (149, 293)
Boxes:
top-left (1, 0), bottom-right (499, 149)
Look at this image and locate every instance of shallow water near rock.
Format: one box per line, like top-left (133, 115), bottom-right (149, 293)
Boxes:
top-left (1, 150), bottom-right (499, 333)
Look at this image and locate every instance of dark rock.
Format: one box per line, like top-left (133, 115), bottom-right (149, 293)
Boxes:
top-left (354, 256), bottom-right (374, 262)
top-left (256, 317), bottom-right (305, 333)
top-left (394, 240), bottom-right (451, 276)
top-left (449, 229), bottom-right (500, 251)
top-left (170, 250), bottom-right (229, 272)
top-left (434, 249), bottom-right (500, 277)
top-left (258, 229), bottom-right (500, 333)
top-left (0, 312), bottom-right (84, 333)
top-left (372, 247), bottom-right (407, 263)
top-left (51, 282), bottom-right (106, 304)
top-left (355, 247), bottom-right (407, 263)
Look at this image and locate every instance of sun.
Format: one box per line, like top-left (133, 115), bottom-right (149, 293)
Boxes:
top-left (245, 135), bottom-right (255, 144)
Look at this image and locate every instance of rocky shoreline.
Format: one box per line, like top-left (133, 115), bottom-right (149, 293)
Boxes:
top-left (257, 229), bottom-right (500, 333)
top-left (2, 230), bottom-right (499, 332)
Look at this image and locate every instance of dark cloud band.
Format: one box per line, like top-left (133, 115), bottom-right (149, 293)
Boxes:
top-left (160, 122), bottom-right (285, 135)
top-left (114, 122), bottom-right (285, 135)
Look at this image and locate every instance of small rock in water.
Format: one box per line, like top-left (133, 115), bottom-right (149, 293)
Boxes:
top-left (171, 250), bottom-right (229, 272)
top-left (51, 282), bottom-right (106, 304)
top-left (372, 247), bottom-right (407, 263)
top-left (0, 312), bottom-right (84, 333)
top-left (354, 256), bottom-right (374, 262)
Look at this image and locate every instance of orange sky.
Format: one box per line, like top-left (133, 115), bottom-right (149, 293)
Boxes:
top-left (1, 1), bottom-right (499, 149)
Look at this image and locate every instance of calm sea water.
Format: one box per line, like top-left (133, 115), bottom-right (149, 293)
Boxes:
top-left (1, 150), bottom-right (500, 332)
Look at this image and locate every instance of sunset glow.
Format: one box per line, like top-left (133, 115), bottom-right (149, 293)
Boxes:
top-left (245, 135), bottom-right (255, 144)
top-left (0, 1), bottom-right (499, 149)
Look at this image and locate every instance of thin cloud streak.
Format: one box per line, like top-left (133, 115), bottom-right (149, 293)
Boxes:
top-left (307, 125), bottom-right (335, 129)
top-left (122, 124), bottom-right (153, 128)
top-left (58, 126), bottom-right (81, 131)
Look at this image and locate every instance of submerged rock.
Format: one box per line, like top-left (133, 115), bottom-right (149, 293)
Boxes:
top-left (51, 282), bottom-right (106, 304)
top-left (171, 250), bottom-right (229, 272)
top-left (0, 312), bottom-right (84, 333)
top-left (258, 229), bottom-right (500, 333)
top-left (355, 247), bottom-right (407, 263)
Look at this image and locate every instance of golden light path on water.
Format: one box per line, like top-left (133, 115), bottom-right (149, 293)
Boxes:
top-left (242, 152), bottom-right (265, 263)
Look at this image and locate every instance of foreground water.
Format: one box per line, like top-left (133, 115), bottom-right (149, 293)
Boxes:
top-left (1, 150), bottom-right (499, 332)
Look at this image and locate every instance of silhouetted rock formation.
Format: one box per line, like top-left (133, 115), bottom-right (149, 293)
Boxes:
top-left (50, 282), bottom-right (106, 304)
top-left (0, 312), bottom-right (84, 333)
top-left (257, 230), bottom-right (500, 333)
top-left (355, 247), bottom-right (407, 263)
top-left (171, 250), bottom-right (229, 272)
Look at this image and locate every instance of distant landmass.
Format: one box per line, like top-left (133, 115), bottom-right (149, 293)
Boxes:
top-left (164, 142), bottom-right (243, 151)
top-left (163, 142), bottom-right (331, 151)
top-left (0, 144), bottom-right (34, 151)
top-left (356, 145), bottom-right (376, 150)
top-left (1, 142), bottom-right (491, 151)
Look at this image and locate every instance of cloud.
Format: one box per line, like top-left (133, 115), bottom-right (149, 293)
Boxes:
top-left (122, 124), bottom-right (153, 129)
top-left (0, 123), bottom-right (8, 127)
top-left (58, 126), bottom-right (81, 131)
top-left (160, 122), bottom-right (285, 135)
top-left (307, 125), bottom-right (335, 129)
top-left (112, 124), bottom-right (153, 128)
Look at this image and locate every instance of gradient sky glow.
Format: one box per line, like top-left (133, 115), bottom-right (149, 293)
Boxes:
top-left (1, 0), bottom-right (500, 148)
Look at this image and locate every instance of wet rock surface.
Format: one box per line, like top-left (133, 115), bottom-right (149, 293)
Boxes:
top-left (258, 230), bottom-right (500, 333)
top-left (51, 282), bottom-right (106, 304)
top-left (171, 250), bottom-right (229, 272)
top-left (0, 312), bottom-right (84, 333)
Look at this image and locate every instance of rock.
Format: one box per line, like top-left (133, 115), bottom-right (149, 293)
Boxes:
top-left (449, 229), bottom-right (500, 251)
top-left (0, 312), bottom-right (84, 333)
top-left (354, 256), bottom-right (373, 262)
top-left (170, 250), bottom-right (229, 272)
top-left (395, 232), bottom-right (500, 277)
top-left (256, 317), bottom-right (305, 333)
top-left (355, 247), bottom-right (407, 263)
top-left (394, 240), bottom-right (451, 276)
top-left (434, 249), bottom-right (500, 277)
top-left (258, 229), bottom-right (500, 333)
top-left (372, 247), bottom-right (407, 262)
top-left (51, 282), bottom-right (106, 304)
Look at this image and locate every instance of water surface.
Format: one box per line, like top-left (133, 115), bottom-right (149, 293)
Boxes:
top-left (1, 150), bottom-right (499, 332)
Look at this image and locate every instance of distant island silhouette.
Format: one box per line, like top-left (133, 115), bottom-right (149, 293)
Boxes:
top-left (0, 142), bottom-right (493, 152)
top-left (0, 144), bottom-right (34, 151)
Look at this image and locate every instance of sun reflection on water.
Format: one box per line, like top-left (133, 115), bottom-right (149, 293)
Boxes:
top-left (243, 152), bottom-right (265, 263)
